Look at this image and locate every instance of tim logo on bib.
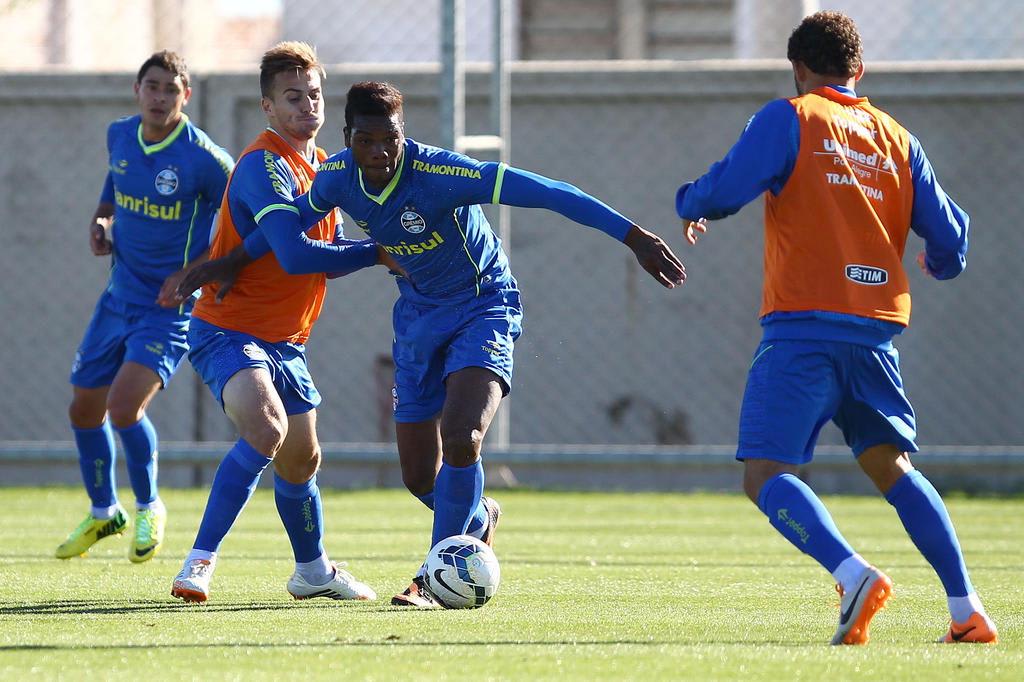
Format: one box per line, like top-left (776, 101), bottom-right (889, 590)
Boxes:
top-left (401, 210), bottom-right (426, 234)
top-left (845, 264), bottom-right (888, 285)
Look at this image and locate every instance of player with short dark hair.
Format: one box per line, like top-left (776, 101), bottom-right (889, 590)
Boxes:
top-left (178, 79), bottom-right (686, 608)
top-left (676, 11), bottom-right (997, 645)
top-left (169, 42), bottom-right (384, 603)
top-left (57, 50), bottom-right (232, 563)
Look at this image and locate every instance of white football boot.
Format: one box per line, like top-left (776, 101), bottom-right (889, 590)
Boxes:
top-left (287, 562), bottom-right (377, 601)
top-left (171, 558), bottom-right (216, 603)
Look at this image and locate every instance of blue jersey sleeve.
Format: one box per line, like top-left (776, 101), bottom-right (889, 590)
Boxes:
top-left (675, 98), bottom-right (799, 221)
top-left (416, 148), bottom-right (503, 207)
top-left (100, 173), bottom-right (114, 205)
top-left (232, 151), bottom-right (297, 259)
top-left (496, 166), bottom-right (635, 241)
top-left (252, 209), bottom-right (378, 276)
top-left (907, 135), bottom-right (968, 280)
top-left (195, 143), bottom-right (233, 213)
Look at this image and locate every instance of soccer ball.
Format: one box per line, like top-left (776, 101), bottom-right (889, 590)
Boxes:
top-left (423, 534), bottom-right (501, 609)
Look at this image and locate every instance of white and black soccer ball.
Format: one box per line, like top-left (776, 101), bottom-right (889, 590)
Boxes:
top-left (423, 534), bottom-right (500, 609)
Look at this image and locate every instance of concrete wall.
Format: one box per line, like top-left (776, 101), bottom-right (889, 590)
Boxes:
top-left (1, 61), bottom-right (1022, 449)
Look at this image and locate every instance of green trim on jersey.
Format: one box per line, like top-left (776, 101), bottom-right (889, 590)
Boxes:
top-left (137, 114), bottom-right (189, 156)
top-left (491, 162), bottom-right (507, 204)
top-left (178, 199), bottom-right (202, 314)
top-left (308, 192), bottom-right (327, 214)
top-left (452, 210), bottom-right (481, 297)
top-left (358, 157), bottom-right (404, 206)
top-left (254, 203), bottom-right (300, 223)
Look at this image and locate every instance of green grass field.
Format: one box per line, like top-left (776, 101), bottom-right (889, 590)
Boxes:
top-left (0, 488), bottom-right (1019, 680)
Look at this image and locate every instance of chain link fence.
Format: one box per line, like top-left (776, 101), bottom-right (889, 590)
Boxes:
top-left (1, 0), bottom-right (1022, 448)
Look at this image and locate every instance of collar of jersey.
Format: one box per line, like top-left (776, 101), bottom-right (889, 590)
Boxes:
top-left (136, 113), bottom-right (189, 155)
top-left (265, 127), bottom-right (320, 173)
top-left (358, 148), bottom-right (405, 205)
top-left (813, 85), bottom-right (868, 106)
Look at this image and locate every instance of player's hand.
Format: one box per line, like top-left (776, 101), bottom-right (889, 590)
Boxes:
top-left (683, 217), bottom-right (708, 245)
top-left (156, 269), bottom-right (190, 307)
top-left (916, 251), bottom-right (935, 278)
top-left (89, 218), bottom-right (112, 256)
top-left (624, 225), bottom-right (686, 289)
top-left (174, 257), bottom-right (242, 304)
top-left (377, 245), bottom-right (408, 277)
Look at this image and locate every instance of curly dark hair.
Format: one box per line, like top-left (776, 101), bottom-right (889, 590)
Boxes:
top-left (787, 11), bottom-right (862, 78)
top-left (345, 81), bottom-right (404, 128)
top-left (136, 50), bottom-right (189, 88)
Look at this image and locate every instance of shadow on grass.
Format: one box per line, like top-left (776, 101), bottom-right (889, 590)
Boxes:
top-left (0, 637), bottom-right (820, 652)
top-left (0, 599), bottom-right (336, 617)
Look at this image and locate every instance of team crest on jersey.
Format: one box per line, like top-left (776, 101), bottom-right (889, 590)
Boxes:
top-left (155, 168), bottom-right (179, 196)
top-left (242, 342), bottom-right (269, 362)
top-left (845, 264), bottom-right (888, 285)
top-left (400, 210), bottom-right (426, 234)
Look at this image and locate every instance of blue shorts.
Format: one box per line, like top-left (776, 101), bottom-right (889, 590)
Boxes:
top-left (70, 290), bottom-right (189, 389)
top-left (187, 318), bottom-right (321, 416)
top-left (737, 339), bottom-right (918, 464)
top-left (392, 288), bottom-right (523, 423)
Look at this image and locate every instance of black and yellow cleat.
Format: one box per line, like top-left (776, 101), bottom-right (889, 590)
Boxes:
top-left (55, 507), bottom-right (128, 559)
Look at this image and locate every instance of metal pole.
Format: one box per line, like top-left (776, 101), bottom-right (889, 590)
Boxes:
top-left (492, 0), bottom-right (512, 450)
top-left (440, 0), bottom-right (465, 150)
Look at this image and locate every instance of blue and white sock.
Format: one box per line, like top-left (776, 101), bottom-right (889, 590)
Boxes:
top-left (274, 473), bottom-right (327, 568)
top-left (431, 460), bottom-right (485, 547)
top-left (885, 470), bottom-right (979, 619)
top-left (193, 439), bottom-right (272, 552)
top-left (416, 489), bottom-right (487, 537)
top-left (116, 415), bottom-right (159, 506)
top-left (758, 472), bottom-right (857, 575)
top-left (73, 422), bottom-right (117, 511)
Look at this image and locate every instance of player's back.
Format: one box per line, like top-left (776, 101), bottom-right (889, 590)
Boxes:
top-left (763, 87), bottom-right (915, 325)
top-left (106, 114), bottom-right (233, 305)
top-left (193, 130), bottom-right (336, 344)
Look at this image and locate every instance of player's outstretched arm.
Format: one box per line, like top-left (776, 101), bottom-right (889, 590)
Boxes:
top-left (496, 167), bottom-right (685, 288)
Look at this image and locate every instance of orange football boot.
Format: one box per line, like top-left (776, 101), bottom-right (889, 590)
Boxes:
top-left (941, 612), bottom-right (998, 644)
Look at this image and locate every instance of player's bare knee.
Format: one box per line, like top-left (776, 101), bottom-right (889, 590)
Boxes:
top-left (68, 393), bottom-right (106, 429)
top-left (441, 427), bottom-right (484, 467)
top-left (242, 419), bottom-right (288, 458)
top-left (274, 455), bottom-right (318, 484)
top-left (106, 400), bottom-right (145, 429)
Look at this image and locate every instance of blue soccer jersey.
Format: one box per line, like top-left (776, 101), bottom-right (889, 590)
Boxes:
top-left (101, 114), bottom-right (233, 305)
top-left (243, 138), bottom-right (639, 305)
top-left (306, 140), bottom-right (514, 305)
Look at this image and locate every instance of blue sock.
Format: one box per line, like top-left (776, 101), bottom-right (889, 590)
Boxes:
top-left (758, 473), bottom-right (856, 573)
top-left (417, 489), bottom-right (486, 535)
top-left (116, 416), bottom-right (158, 505)
top-left (194, 439), bottom-right (272, 552)
top-left (274, 473), bottom-right (325, 563)
top-left (73, 422), bottom-right (117, 508)
top-left (885, 470), bottom-right (973, 597)
top-left (431, 460), bottom-right (484, 547)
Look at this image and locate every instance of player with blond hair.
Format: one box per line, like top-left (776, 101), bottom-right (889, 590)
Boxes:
top-left (171, 42), bottom-right (387, 603)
